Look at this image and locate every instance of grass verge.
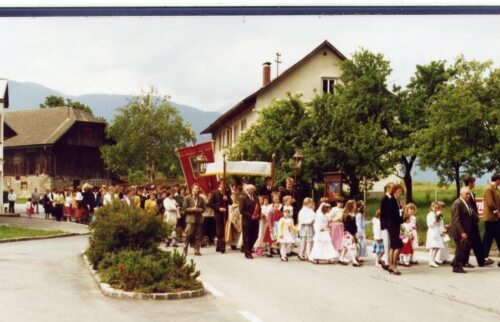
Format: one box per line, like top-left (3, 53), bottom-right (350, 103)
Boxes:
top-left (0, 225), bottom-right (64, 240)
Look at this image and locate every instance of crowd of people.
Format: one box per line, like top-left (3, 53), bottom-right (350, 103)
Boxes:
top-left (24, 172), bottom-right (499, 274)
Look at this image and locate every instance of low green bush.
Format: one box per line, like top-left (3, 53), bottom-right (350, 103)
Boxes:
top-left (86, 200), bottom-right (168, 268)
top-left (98, 248), bottom-right (202, 293)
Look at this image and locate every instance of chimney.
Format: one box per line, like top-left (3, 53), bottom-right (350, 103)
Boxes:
top-left (262, 62), bottom-right (271, 87)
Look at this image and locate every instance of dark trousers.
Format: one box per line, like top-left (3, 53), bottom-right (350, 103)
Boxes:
top-left (214, 212), bottom-right (226, 252)
top-left (185, 222), bottom-right (203, 251)
top-left (33, 201), bottom-right (39, 214)
top-left (465, 227), bottom-right (485, 266)
top-left (483, 221), bottom-right (500, 258)
top-left (242, 221), bottom-right (259, 255)
top-left (452, 238), bottom-right (472, 269)
top-left (8, 201), bottom-right (15, 213)
top-left (203, 216), bottom-right (216, 244)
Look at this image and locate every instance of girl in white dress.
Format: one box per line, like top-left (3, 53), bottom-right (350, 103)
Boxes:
top-left (254, 195), bottom-right (271, 256)
top-left (298, 198), bottom-right (316, 261)
top-left (355, 200), bottom-right (371, 259)
top-left (426, 201), bottom-right (444, 268)
top-left (406, 203), bottom-right (419, 265)
top-left (309, 203), bottom-right (339, 264)
top-left (277, 209), bottom-right (297, 261)
top-left (436, 202), bottom-right (451, 264)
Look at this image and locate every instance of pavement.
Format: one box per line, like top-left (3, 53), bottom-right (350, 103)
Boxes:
top-left (0, 234), bottom-right (499, 322)
top-left (0, 204), bottom-right (89, 235)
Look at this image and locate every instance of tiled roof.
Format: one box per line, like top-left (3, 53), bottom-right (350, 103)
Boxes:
top-left (4, 106), bottom-right (105, 148)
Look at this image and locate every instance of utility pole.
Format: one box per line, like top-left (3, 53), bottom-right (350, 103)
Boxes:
top-left (0, 79), bottom-right (9, 213)
top-left (275, 52), bottom-right (282, 77)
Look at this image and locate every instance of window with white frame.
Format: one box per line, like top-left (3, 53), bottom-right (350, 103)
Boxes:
top-left (322, 77), bottom-right (336, 94)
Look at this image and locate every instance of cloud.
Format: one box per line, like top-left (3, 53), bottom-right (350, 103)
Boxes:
top-left (0, 15), bottom-right (499, 110)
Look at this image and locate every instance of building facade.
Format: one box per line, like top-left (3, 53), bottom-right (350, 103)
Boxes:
top-left (201, 40), bottom-right (400, 193)
top-left (4, 106), bottom-right (110, 197)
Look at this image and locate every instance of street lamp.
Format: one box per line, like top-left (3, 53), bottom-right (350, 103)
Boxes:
top-left (293, 150), bottom-right (303, 170)
top-left (292, 149), bottom-right (303, 199)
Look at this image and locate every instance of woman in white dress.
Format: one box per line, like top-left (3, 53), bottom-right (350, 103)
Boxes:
top-left (426, 201), bottom-right (444, 268)
top-left (309, 203), bottom-right (339, 264)
top-left (164, 191), bottom-right (180, 247)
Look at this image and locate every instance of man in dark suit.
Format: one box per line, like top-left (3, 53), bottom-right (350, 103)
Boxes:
top-left (379, 182), bottom-right (394, 270)
top-left (183, 184), bottom-right (206, 256)
top-left (239, 184), bottom-right (260, 259)
top-left (450, 187), bottom-right (475, 273)
top-left (463, 176), bottom-right (493, 267)
top-left (258, 177), bottom-right (276, 200)
top-left (208, 181), bottom-right (228, 254)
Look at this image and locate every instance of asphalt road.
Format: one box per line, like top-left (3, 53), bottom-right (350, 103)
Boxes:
top-left (0, 235), bottom-right (499, 322)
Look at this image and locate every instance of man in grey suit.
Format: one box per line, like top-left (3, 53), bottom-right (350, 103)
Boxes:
top-left (183, 184), bottom-right (206, 256)
top-left (450, 187), bottom-right (475, 273)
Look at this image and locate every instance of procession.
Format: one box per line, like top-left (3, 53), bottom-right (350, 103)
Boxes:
top-left (26, 170), bottom-right (500, 275)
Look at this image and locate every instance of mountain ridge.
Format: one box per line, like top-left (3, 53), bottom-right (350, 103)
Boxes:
top-left (7, 80), bottom-right (220, 141)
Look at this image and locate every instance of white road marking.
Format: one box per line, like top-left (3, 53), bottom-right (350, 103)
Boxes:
top-left (200, 279), bottom-right (225, 298)
top-left (238, 310), bottom-right (263, 322)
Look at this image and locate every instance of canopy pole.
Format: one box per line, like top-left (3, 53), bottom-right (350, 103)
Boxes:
top-left (271, 153), bottom-right (276, 188)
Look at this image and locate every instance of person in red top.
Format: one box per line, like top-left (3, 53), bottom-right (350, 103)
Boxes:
top-left (263, 193), bottom-right (282, 257)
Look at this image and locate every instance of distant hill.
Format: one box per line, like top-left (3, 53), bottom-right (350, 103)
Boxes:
top-left (7, 80), bottom-right (220, 141)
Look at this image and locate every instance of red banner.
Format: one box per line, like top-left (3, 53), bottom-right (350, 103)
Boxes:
top-left (177, 141), bottom-right (218, 194)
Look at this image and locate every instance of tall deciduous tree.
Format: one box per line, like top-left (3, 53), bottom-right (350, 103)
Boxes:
top-left (393, 61), bottom-right (454, 202)
top-left (101, 88), bottom-right (194, 182)
top-left (231, 94), bottom-right (310, 185)
top-left (40, 95), bottom-right (94, 115)
top-left (324, 49), bottom-right (398, 197)
top-left (418, 57), bottom-right (499, 197)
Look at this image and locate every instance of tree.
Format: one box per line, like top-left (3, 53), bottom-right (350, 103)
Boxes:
top-left (230, 94), bottom-right (310, 185)
top-left (40, 95), bottom-right (94, 115)
top-left (393, 61), bottom-right (454, 202)
top-left (417, 57), bottom-right (499, 197)
top-left (100, 88), bottom-right (194, 182)
top-left (316, 49), bottom-right (398, 198)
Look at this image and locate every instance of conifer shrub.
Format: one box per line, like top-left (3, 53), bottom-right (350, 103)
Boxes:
top-left (85, 200), bottom-right (168, 268)
top-left (98, 248), bottom-right (202, 293)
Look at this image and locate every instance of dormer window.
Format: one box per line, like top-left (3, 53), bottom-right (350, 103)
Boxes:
top-left (322, 78), bottom-right (336, 94)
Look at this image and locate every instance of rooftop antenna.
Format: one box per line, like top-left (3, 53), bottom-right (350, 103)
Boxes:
top-left (66, 98), bottom-right (71, 118)
top-left (275, 52), bottom-right (282, 77)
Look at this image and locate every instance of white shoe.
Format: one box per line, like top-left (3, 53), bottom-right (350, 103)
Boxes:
top-left (429, 262), bottom-right (439, 268)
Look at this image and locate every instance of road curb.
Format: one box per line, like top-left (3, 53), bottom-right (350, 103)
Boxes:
top-left (81, 252), bottom-right (205, 300)
top-left (0, 213), bottom-right (21, 218)
top-left (0, 232), bottom-right (86, 243)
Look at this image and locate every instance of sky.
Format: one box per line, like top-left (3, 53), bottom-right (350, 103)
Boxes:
top-left (0, 15), bottom-right (499, 111)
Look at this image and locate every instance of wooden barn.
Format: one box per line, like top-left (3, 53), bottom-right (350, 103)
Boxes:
top-left (3, 106), bottom-right (109, 197)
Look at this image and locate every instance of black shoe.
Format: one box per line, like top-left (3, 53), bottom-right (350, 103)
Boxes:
top-left (339, 260), bottom-right (348, 266)
top-left (464, 263), bottom-right (475, 268)
top-left (266, 254), bottom-right (273, 258)
top-left (245, 253), bottom-right (254, 259)
top-left (410, 260), bottom-right (419, 265)
top-left (221, 249), bottom-right (225, 254)
top-left (453, 267), bottom-right (467, 273)
top-left (381, 264), bottom-right (390, 271)
top-left (230, 245), bottom-right (237, 250)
